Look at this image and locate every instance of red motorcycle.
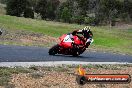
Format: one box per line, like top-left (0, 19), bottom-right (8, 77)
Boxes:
top-left (48, 31), bottom-right (93, 56)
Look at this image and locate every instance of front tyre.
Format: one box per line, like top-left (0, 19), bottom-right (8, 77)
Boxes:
top-left (49, 44), bottom-right (59, 55)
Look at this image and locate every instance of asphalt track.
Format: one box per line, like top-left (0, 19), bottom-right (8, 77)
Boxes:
top-left (0, 45), bottom-right (132, 63)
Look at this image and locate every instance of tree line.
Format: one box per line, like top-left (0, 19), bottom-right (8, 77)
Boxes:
top-left (4, 0), bottom-right (132, 26)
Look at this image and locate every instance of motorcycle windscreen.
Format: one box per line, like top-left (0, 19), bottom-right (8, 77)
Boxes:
top-left (60, 34), bottom-right (73, 48)
top-left (59, 34), bottom-right (67, 41)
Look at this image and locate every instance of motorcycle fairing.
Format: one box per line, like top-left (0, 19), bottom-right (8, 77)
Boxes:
top-left (59, 34), bottom-right (73, 48)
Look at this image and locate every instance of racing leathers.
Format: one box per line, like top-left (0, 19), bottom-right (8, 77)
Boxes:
top-left (70, 29), bottom-right (93, 46)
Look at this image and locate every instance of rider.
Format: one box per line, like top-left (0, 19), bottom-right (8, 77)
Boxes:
top-left (70, 26), bottom-right (93, 45)
top-left (63, 26), bottom-right (93, 48)
top-left (62, 26), bottom-right (93, 54)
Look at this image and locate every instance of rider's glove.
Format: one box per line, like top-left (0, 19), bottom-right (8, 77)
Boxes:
top-left (87, 38), bottom-right (94, 45)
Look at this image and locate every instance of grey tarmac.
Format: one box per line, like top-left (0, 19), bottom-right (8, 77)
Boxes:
top-left (0, 45), bottom-right (132, 63)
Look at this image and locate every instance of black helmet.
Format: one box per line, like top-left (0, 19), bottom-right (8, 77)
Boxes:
top-left (82, 27), bottom-right (93, 38)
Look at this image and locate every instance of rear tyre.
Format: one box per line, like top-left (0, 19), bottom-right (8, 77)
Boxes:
top-left (72, 51), bottom-right (79, 57)
top-left (72, 44), bottom-right (80, 57)
top-left (49, 44), bottom-right (59, 55)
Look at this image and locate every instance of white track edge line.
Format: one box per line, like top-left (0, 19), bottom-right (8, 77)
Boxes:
top-left (0, 61), bottom-right (131, 67)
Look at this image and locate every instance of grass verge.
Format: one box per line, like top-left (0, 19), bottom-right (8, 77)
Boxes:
top-left (0, 67), bottom-right (32, 87)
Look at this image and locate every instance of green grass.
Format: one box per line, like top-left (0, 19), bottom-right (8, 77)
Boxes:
top-left (0, 15), bottom-right (132, 54)
top-left (30, 71), bottom-right (44, 79)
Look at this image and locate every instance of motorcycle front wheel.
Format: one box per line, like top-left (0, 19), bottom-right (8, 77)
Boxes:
top-left (48, 44), bottom-right (60, 55)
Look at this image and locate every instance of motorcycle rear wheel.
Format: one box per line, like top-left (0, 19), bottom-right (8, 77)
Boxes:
top-left (49, 44), bottom-right (59, 55)
top-left (72, 51), bottom-right (79, 57)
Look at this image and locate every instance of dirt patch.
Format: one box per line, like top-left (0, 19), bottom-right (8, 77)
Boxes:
top-left (18, 35), bottom-right (59, 46)
top-left (0, 30), bottom-right (59, 47)
top-left (7, 66), bottom-right (132, 88)
top-left (20, 39), bottom-right (33, 44)
top-left (115, 23), bottom-right (132, 30)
